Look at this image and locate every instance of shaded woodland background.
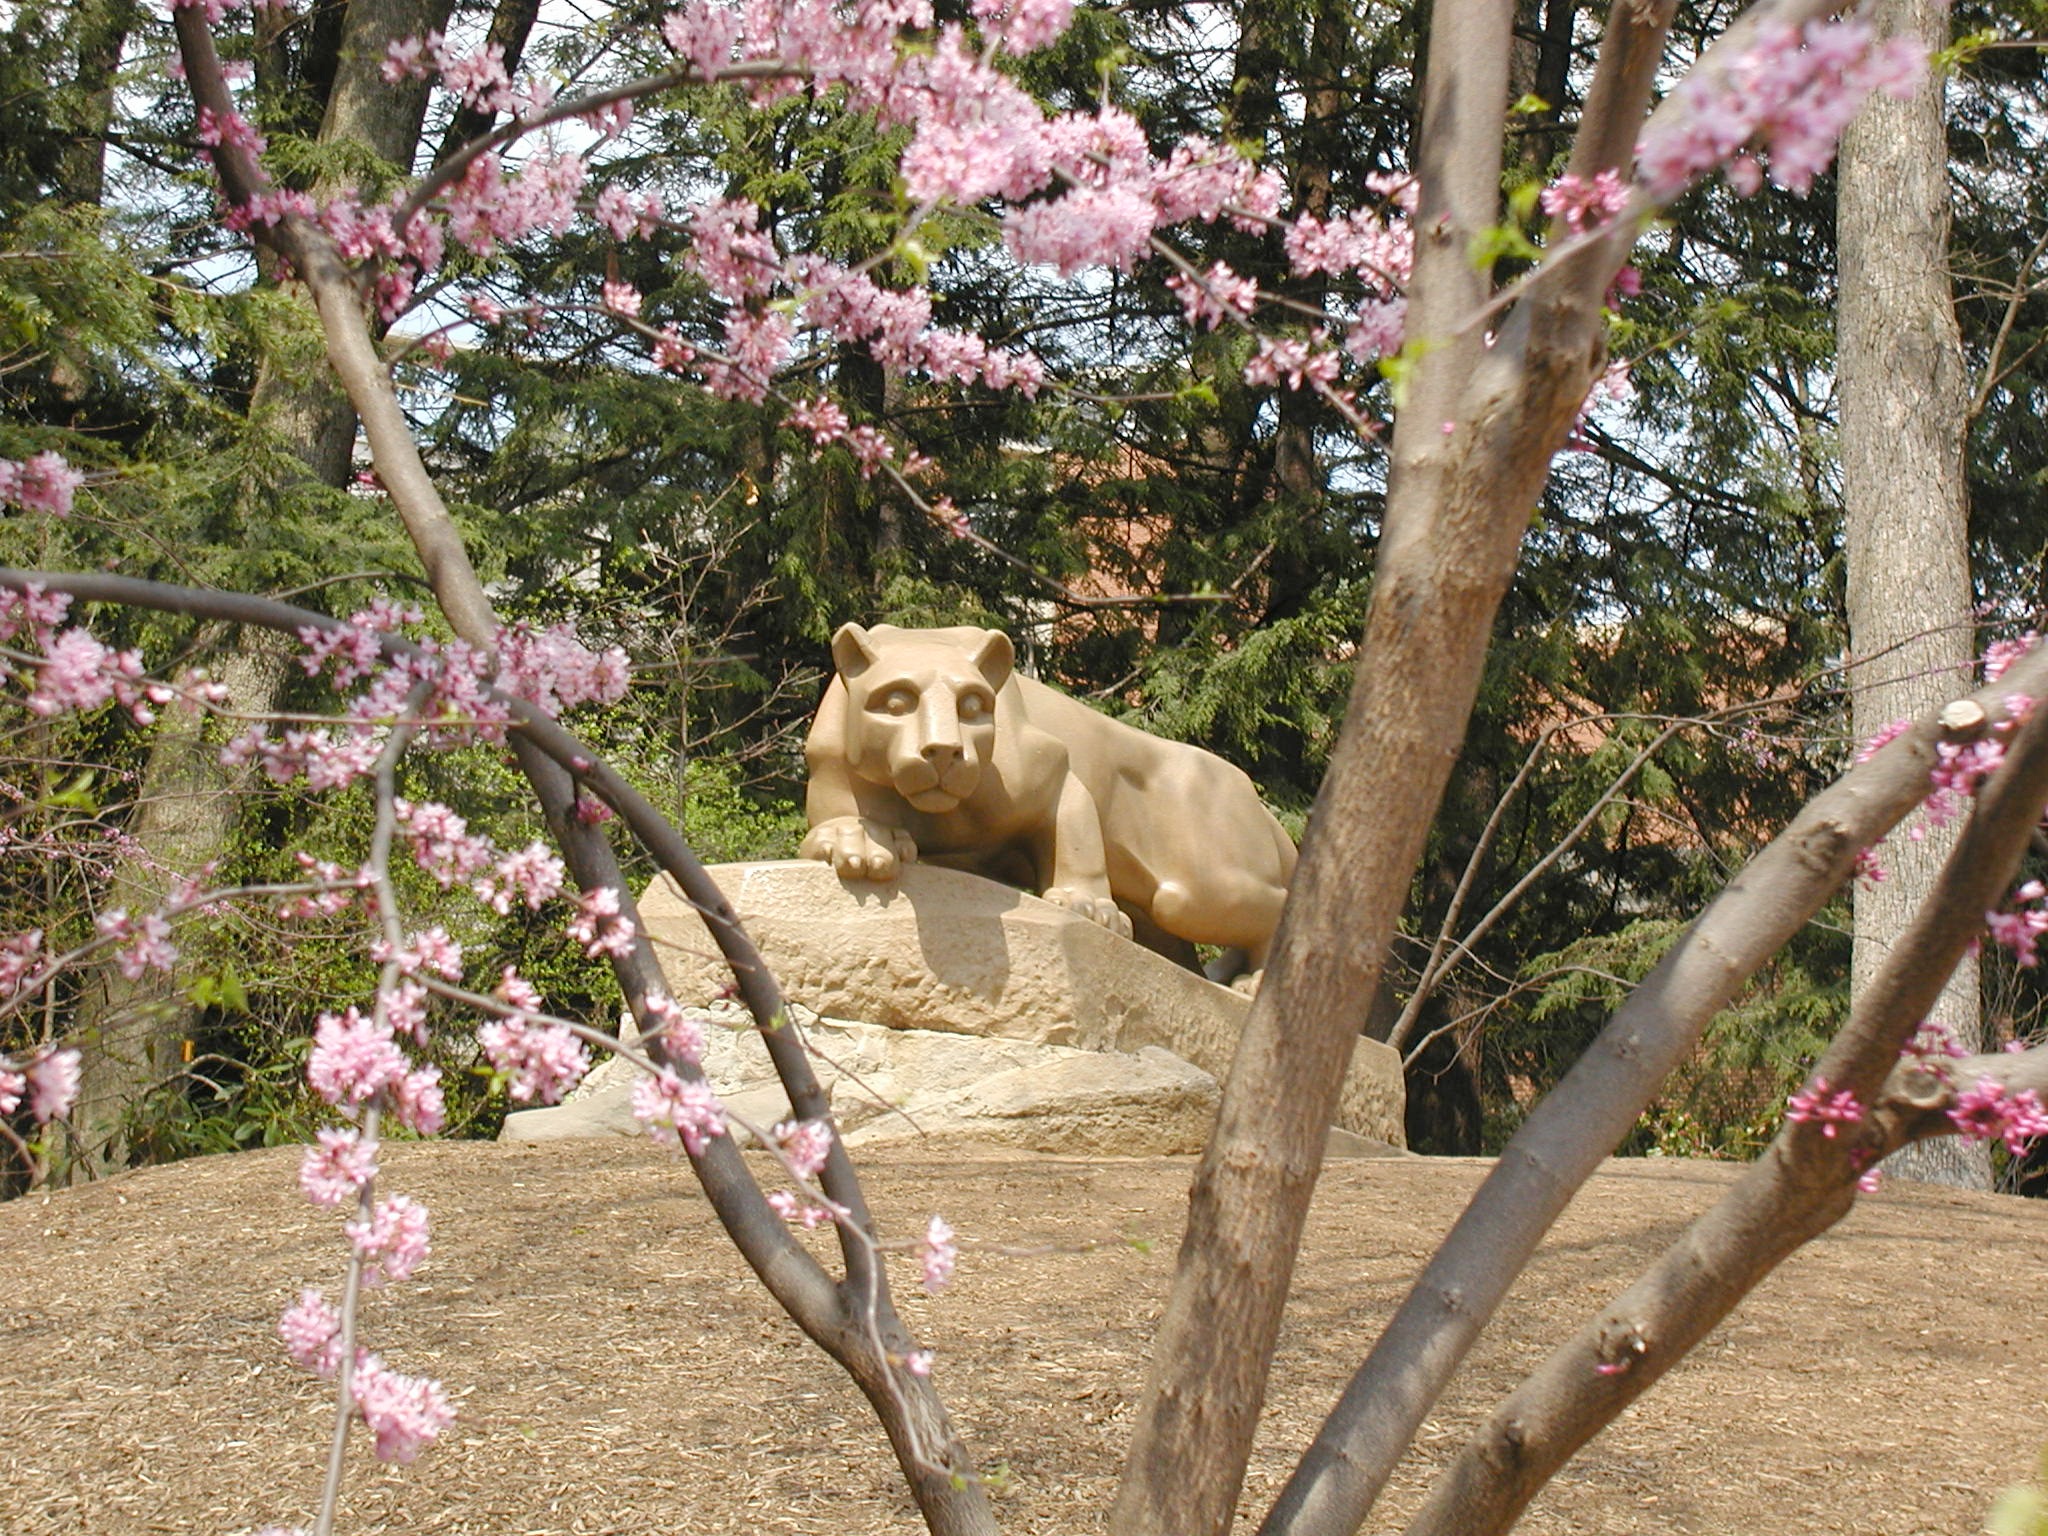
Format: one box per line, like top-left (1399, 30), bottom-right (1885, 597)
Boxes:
top-left (8, 0), bottom-right (2048, 1180)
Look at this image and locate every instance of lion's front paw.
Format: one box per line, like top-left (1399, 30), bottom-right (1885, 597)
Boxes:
top-left (1231, 970), bottom-right (1263, 997)
top-left (800, 817), bottom-right (918, 880)
top-left (1042, 886), bottom-right (1134, 938)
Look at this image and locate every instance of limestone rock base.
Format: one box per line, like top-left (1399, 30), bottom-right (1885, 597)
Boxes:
top-left (500, 860), bottom-right (1405, 1152)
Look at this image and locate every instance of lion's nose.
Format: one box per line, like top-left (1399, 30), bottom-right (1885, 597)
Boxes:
top-left (921, 739), bottom-right (960, 768)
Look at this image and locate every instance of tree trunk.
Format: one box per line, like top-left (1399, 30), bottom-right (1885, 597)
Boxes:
top-left (66, 635), bottom-right (293, 1167)
top-left (1837, 0), bottom-right (1985, 1188)
top-left (64, 0), bottom-right (450, 1175)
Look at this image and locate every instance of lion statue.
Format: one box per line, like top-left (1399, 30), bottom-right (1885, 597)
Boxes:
top-left (799, 622), bottom-right (1296, 978)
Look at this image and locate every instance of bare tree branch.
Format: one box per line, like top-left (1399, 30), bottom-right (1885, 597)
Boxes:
top-left (1109, 0), bottom-right (1521, 1530)
top-left (1404, 665), bottom-right (2048, 1536)
top-left (1265, 639), bottom-right (2048, 1536)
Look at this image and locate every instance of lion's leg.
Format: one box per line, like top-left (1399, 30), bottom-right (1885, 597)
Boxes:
top-left (800, 815), bottom-right (918, 879)
top-left (1152, 873), bottom-right (1287, 967)
top-left (1036, 776), bottom-right (1132, 937)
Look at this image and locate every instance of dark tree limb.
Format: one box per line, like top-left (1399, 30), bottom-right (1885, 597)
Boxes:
top-left (1263, 640), bottom-right (2048, 1536)
top-left (1403, 674), bottom-right (2048, 1536)
top-left (158, 18), bottom-right (994, 1528)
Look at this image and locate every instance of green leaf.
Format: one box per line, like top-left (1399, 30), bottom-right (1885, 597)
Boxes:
top-left (1988, 1485), bottom-right (2048, 1536)
top-left (45, 772), bottom-right (100, 812)
top-left (1469, 222), bottom-right (1543, 275)
top-left (1933, 28), bottom-right (2000, 74)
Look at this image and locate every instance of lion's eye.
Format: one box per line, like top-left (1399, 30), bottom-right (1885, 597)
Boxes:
top-left (880, 689), bottom-right (917, 716)
top-left (958, 692), bottom-right (990, 721)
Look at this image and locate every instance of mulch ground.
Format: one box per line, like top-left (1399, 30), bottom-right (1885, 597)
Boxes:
top-left (3, 1138), bottom-right (2044, 1535)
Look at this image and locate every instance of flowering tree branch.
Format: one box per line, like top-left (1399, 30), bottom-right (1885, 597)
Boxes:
top-left (119, 2), bottom-right (1955, 1532)
top-left (0, 558), bottom-right (995, 1531)
top-left (168, 4), bottom-right (1009, 1521)
top-left (1401, 660), bottom-right (2048, 1536)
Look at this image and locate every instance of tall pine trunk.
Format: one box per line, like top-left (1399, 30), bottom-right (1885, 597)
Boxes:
top-left (1837, 0), bottom-right (1986, 1186)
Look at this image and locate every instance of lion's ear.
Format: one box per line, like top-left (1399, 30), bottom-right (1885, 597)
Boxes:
top-left (972, 629), bottom-right (1015, 692)
top-left (832, 622), bottom-right (879, 679)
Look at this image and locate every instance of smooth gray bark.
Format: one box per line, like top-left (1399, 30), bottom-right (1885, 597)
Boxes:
top-left (1837, 0), bottom-right (1986, 1188)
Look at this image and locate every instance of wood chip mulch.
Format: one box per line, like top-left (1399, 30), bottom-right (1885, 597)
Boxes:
top-left (4, 1138), bottom-right (2044, 1534)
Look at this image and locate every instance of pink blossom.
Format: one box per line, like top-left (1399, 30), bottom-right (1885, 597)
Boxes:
top-left (391, 1065), bottom-right (446, 1136)
top-left (600, 278), bottom-right (643, 317)
top-left (195, 105), bottom-right (267, 157)
top-left (683, 198), bottom-right (781, 301)
top-left (582, 97), bottom-right (635, 139)
top-left (278, 1289), bottom-right (343, 1376)
top-left (1786, 1076), bottom-right (1864, 1139)
top-left (377, 926), bottom-right (464, 981)
top-left (1985, 632), bottom-right (2041, 683)
top-left (495, 965), bottom-right (544, 1014)
top-left (919, 1213), bottom-right (957, 1291)
top-left (1166, 262), bottom-right (1258, 331)
top-left (439, 42), bottom-right (515, 115)
top-left (768, 1189), bottom-right (837, 1229)
top-left (773, 1118), bottom-right (834, 1179)
top-left (351, 1352), bottom-right (455, 1462)
top-left (1151, 136), bottom-right (1284, 228)
top-left (971, 0), bottom-right (1073, 54)
top-left (844, 424), bottom-right (894, 479)
top-left (1343, 299), bottom-right (1407, 365)
top-left (26, 1047), bottom-right (80, 1124)
top-left (786, 397), bottom-right (850, 446)
top-left (1925, 735), bottom-right (2005, 826)
top-left (0, 1068), bottom-right (21, 1117)
top-left (277, 854), bottom-right (368, 921)
top-left (94, 908), bottom-right (177, 980)
top-left (641, 991), bottom-right (706, 1066)
top-left (299, 1127), bottom-right (378, 1207)
top-left (478, 842), bottom-right (565, 914)
top-left (630, 1067), bottom-right (726, 1153)
top-left (1986, 893), bottom-right (2048, 968)
top-left (653, 327), bottom-right (695, 370)
top-left (381, 33), bottom-right (441, 83)
top-left (0, 928), bottom-right (42, 999)
top-left (384, 981), bottom-right (430, 1045)
top-left (1004, 185), bottom-right (1157, 277)
top-left (478, 1016), bottom-right (590, 1104)
top-left (297, 621), bottom-right (383, 686)
top-left (1636, 19), bottom-right (1926, 200)
top-left (395, 799), bottom-right (496, 889)
top-left (1855, 716), bottom-right (1912, 765)
top-left (1949, 1077), bottom-right (2048, 1155)
top-left (1245, 334), bottom-right (1340, 392)
top-left (1903, 1019), bottom-right (1970, 1068)
top-left (307, 1007), bottom-right (408, 1108)
top-left (1540, 169), bottom-right (1631, 235)
top-left (346, 1194), bottom-right (432, 1286)
top-left (354, 597), bottom-right (424, 634)
top-left (0, 584), bottom-right (71, 649)
top-left (593, 185), bottom-right (664, 241)
top-left (26, 628), bottom-right (150, 719)
top-left (567, 885), bottom-right (637, 959)
top-left (0, 451), bottom-right (86, 517)
top-left (701, 309), bottom-right (793, 402)
top-left (495, 621), bottom-right (630, 715)
top-left (661, 1), bottom-right (744, 78)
